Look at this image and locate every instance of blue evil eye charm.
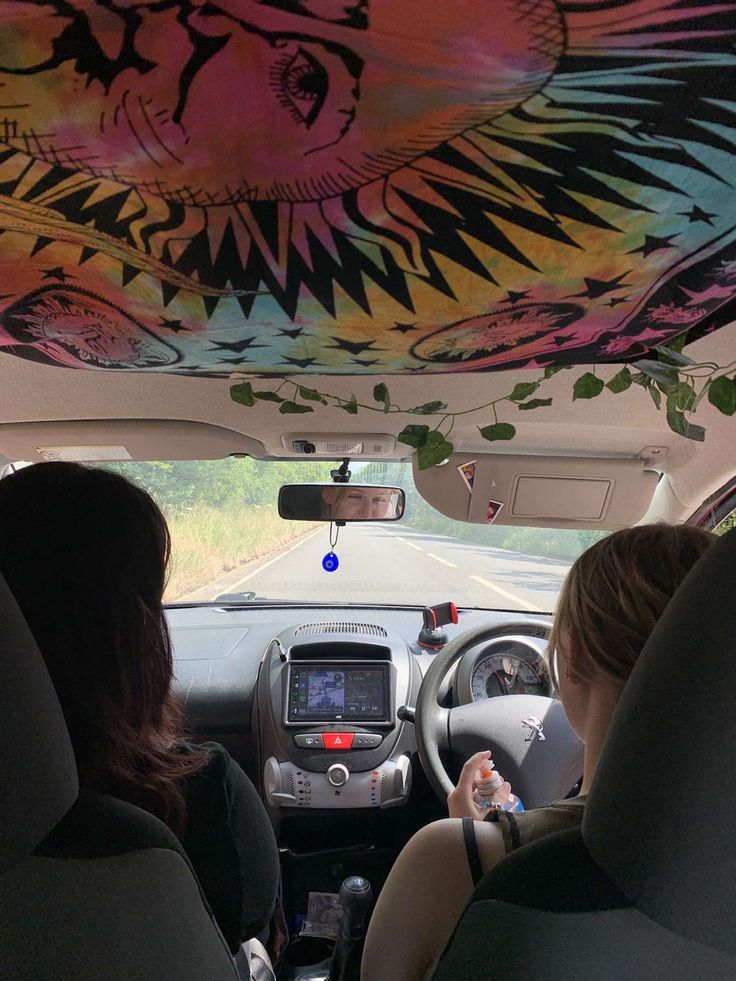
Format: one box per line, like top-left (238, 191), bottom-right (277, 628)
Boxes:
top-left (322, 551), bottom-right (339, 573)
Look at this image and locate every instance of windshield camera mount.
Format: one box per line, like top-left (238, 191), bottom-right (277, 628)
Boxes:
top-left (330, 459), bottom-right (352, 484)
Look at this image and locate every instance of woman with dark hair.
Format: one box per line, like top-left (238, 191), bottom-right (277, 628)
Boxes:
top-left (0, 462), bottom-right (279, 955)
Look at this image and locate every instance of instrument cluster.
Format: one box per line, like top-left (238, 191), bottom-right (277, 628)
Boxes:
top-left (454, 634), bottom-right (554, 704)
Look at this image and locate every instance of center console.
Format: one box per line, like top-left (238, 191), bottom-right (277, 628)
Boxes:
top-left (256, 623), bottom-right (421, 812)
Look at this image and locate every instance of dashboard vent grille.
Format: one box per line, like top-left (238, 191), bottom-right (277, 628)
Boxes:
top-left (380, 770), bottom-right (393, 803)
top-left (294, 622), bottom-right (388, 638)
top-left (282, 770), bottom-right (295, 797)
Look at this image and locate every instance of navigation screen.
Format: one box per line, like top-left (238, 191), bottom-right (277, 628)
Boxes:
top-left (288, 665), bottom-right (390, 722)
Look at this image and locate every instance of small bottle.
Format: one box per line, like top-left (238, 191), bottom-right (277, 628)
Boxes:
top-left (476, 762), bottom-right (524, 813)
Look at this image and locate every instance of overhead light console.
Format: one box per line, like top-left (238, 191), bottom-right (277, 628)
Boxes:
top-left (281, 433), bottom-right (396, 457)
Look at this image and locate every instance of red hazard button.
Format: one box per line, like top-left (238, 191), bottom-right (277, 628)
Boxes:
top-left (322, 732), bottom-right (354, 750)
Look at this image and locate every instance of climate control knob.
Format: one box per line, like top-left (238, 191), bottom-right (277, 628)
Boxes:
top-left (327, 763), bottom-right (350, 787)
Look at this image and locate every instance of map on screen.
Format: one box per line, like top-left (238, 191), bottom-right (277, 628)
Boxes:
top-left (307, 671), bottom-right (345, 713)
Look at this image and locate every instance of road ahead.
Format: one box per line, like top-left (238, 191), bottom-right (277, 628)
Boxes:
top-left (178, 524), bottom-right (570, 612)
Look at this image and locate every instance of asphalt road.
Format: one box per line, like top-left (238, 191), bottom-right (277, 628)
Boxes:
top-left (177, 524), bottom-right (570, 613)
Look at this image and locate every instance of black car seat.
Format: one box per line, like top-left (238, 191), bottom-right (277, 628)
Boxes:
top-left (431, 526), bottom-right (736, 980)
top-left (0, 572), bottom-right (241, 981)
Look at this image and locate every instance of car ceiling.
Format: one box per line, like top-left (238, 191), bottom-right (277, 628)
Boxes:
top-left (0, 2), bottom-right (735, 515)
top-left (1, 324), bottom-right (734, 517)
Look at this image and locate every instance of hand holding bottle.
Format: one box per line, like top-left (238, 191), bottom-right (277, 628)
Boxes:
top-left (447, 750), bottom-right (514, 819)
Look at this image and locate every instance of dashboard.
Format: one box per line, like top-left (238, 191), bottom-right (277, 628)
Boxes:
top-left (168, 603), bottom-right (552, 821)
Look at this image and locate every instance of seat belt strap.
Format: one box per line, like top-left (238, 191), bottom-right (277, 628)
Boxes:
top-left (461, 817), bottom-right (484, 887)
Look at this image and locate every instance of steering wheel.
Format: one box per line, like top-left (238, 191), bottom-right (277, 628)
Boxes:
top-left (416, 623), bottom-right (584, 809)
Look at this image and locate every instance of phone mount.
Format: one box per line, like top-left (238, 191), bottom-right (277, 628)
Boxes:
top-left (417, 602), bottom-right (458, 649)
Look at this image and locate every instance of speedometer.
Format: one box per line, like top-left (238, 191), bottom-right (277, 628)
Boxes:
top-left (471, 652), bottom-right (546, 700)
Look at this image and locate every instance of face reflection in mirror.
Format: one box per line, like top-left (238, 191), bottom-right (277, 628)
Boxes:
top-left (321, 486), bottom-right (398, 520)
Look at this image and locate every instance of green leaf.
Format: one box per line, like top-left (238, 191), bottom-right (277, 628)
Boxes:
top-left (605, 367), bottom-right (632, 394)
top-left (708, 375), bottom-right (736, 416)
top-left (654, 345), bottom-right (694, 367)
top-left (517, 398), bottom-right (553, 411)
top-left (634, 359), bottom-right (678, 389)
top-left (666, 332), bottom-right (689, 354)
top-left (508, 381), bottom-right (540, 402)
top-left (409, 400), bottom-right (448, 415)
top-left (397, 424), bottom-right (430, 448)
top-left (666, 405), bottom-right (705, 442)
top-left (666, 381), bottom-right (696, 412)
top-left (572, 372), bottom-right (604, 400)
top-left (373, 382), bottom-right (391, 413)
top-left (543, 366), bottom-right (563, 379)
top-left (416, 430), bottom-right (454, 469)
top-left (278, 401), bottom-right (314, 414)
top-left (339, 395), bottom-right (359, 415)
top-left (478, 422), bottom-right (516, 442)
top-left (230, 381), bottom-right (256, 407)
top-left (693, 378), bottom-right (712, 410)
top-left (253, 390), bottom-right (284, 403)
top-left (666, 405), bottom-right (685, 435)
top-left (298, 386), bottom-right (326, 403)
top-left (630, 371), bottom-right (649, 388)
top-left (649, 386), bottom-right (662, 410)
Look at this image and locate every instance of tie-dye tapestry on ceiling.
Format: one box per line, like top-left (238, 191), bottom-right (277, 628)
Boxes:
top-left (0, 0), bottom-right (735, 375)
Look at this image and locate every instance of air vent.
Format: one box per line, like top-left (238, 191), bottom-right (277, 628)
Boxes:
top-left (294, 622), bottom-right (388, 638)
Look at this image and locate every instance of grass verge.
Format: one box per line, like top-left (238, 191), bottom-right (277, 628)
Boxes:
top-left (165, 504), bottom-right (317, 600)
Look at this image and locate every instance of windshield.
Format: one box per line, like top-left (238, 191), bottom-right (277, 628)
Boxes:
top-left (95, 460), bottom-right (604, 613)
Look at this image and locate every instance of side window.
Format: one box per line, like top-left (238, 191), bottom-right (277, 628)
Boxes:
top-left (695, 481), bottom-right (736, 536)
top-left (712, 508), bottom-right (736, 536)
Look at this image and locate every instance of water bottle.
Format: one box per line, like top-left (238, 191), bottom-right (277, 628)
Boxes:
top-left (476, 762), bottom-right (524, 813)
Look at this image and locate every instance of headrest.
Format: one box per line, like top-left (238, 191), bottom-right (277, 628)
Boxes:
top-left (583, 528), bottom-right (736, 955)
top-left (0, 573), bottom-right (78, 874)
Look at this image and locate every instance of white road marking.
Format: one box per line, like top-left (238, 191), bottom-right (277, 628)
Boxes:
top-left (470, 575), bottom-right (539, 611)
top-left (226, 527), bottom-right (323, 590)
top-left (427, 552), bottom-right (458, 568)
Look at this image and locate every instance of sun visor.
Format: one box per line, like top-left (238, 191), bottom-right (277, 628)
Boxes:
top-left (413, 454), bottom-right (659, 529)
top-left (0, 420), bottom-right (264, 464)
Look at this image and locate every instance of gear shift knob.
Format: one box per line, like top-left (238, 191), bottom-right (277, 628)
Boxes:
top-left (339, 876), bottom-right (373, 938)
top-left (328, 877), bottom-right (373, 981)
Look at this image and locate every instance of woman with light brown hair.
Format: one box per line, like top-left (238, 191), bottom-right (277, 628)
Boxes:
top-left (362, 523), bottom-right (717, 981)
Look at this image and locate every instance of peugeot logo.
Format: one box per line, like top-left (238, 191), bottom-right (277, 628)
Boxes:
top-left (522, 716), bottom-right (546, 742)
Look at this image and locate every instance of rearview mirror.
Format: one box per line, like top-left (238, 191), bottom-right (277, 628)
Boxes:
top-left (278, 484), bottom-right (405, 522)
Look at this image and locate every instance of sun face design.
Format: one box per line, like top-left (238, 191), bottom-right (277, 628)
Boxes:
top-left (0, 0), bottom-right (733, 376)
top-left (0, 0), bottom-right (564, 203)
top-left (411, 303), bottom-right (584, 369)
top-left (3, 289), bottom-right (179, 369)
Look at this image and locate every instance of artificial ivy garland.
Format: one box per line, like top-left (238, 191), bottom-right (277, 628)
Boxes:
top-left (230, 335), bottom-right (736, 469)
